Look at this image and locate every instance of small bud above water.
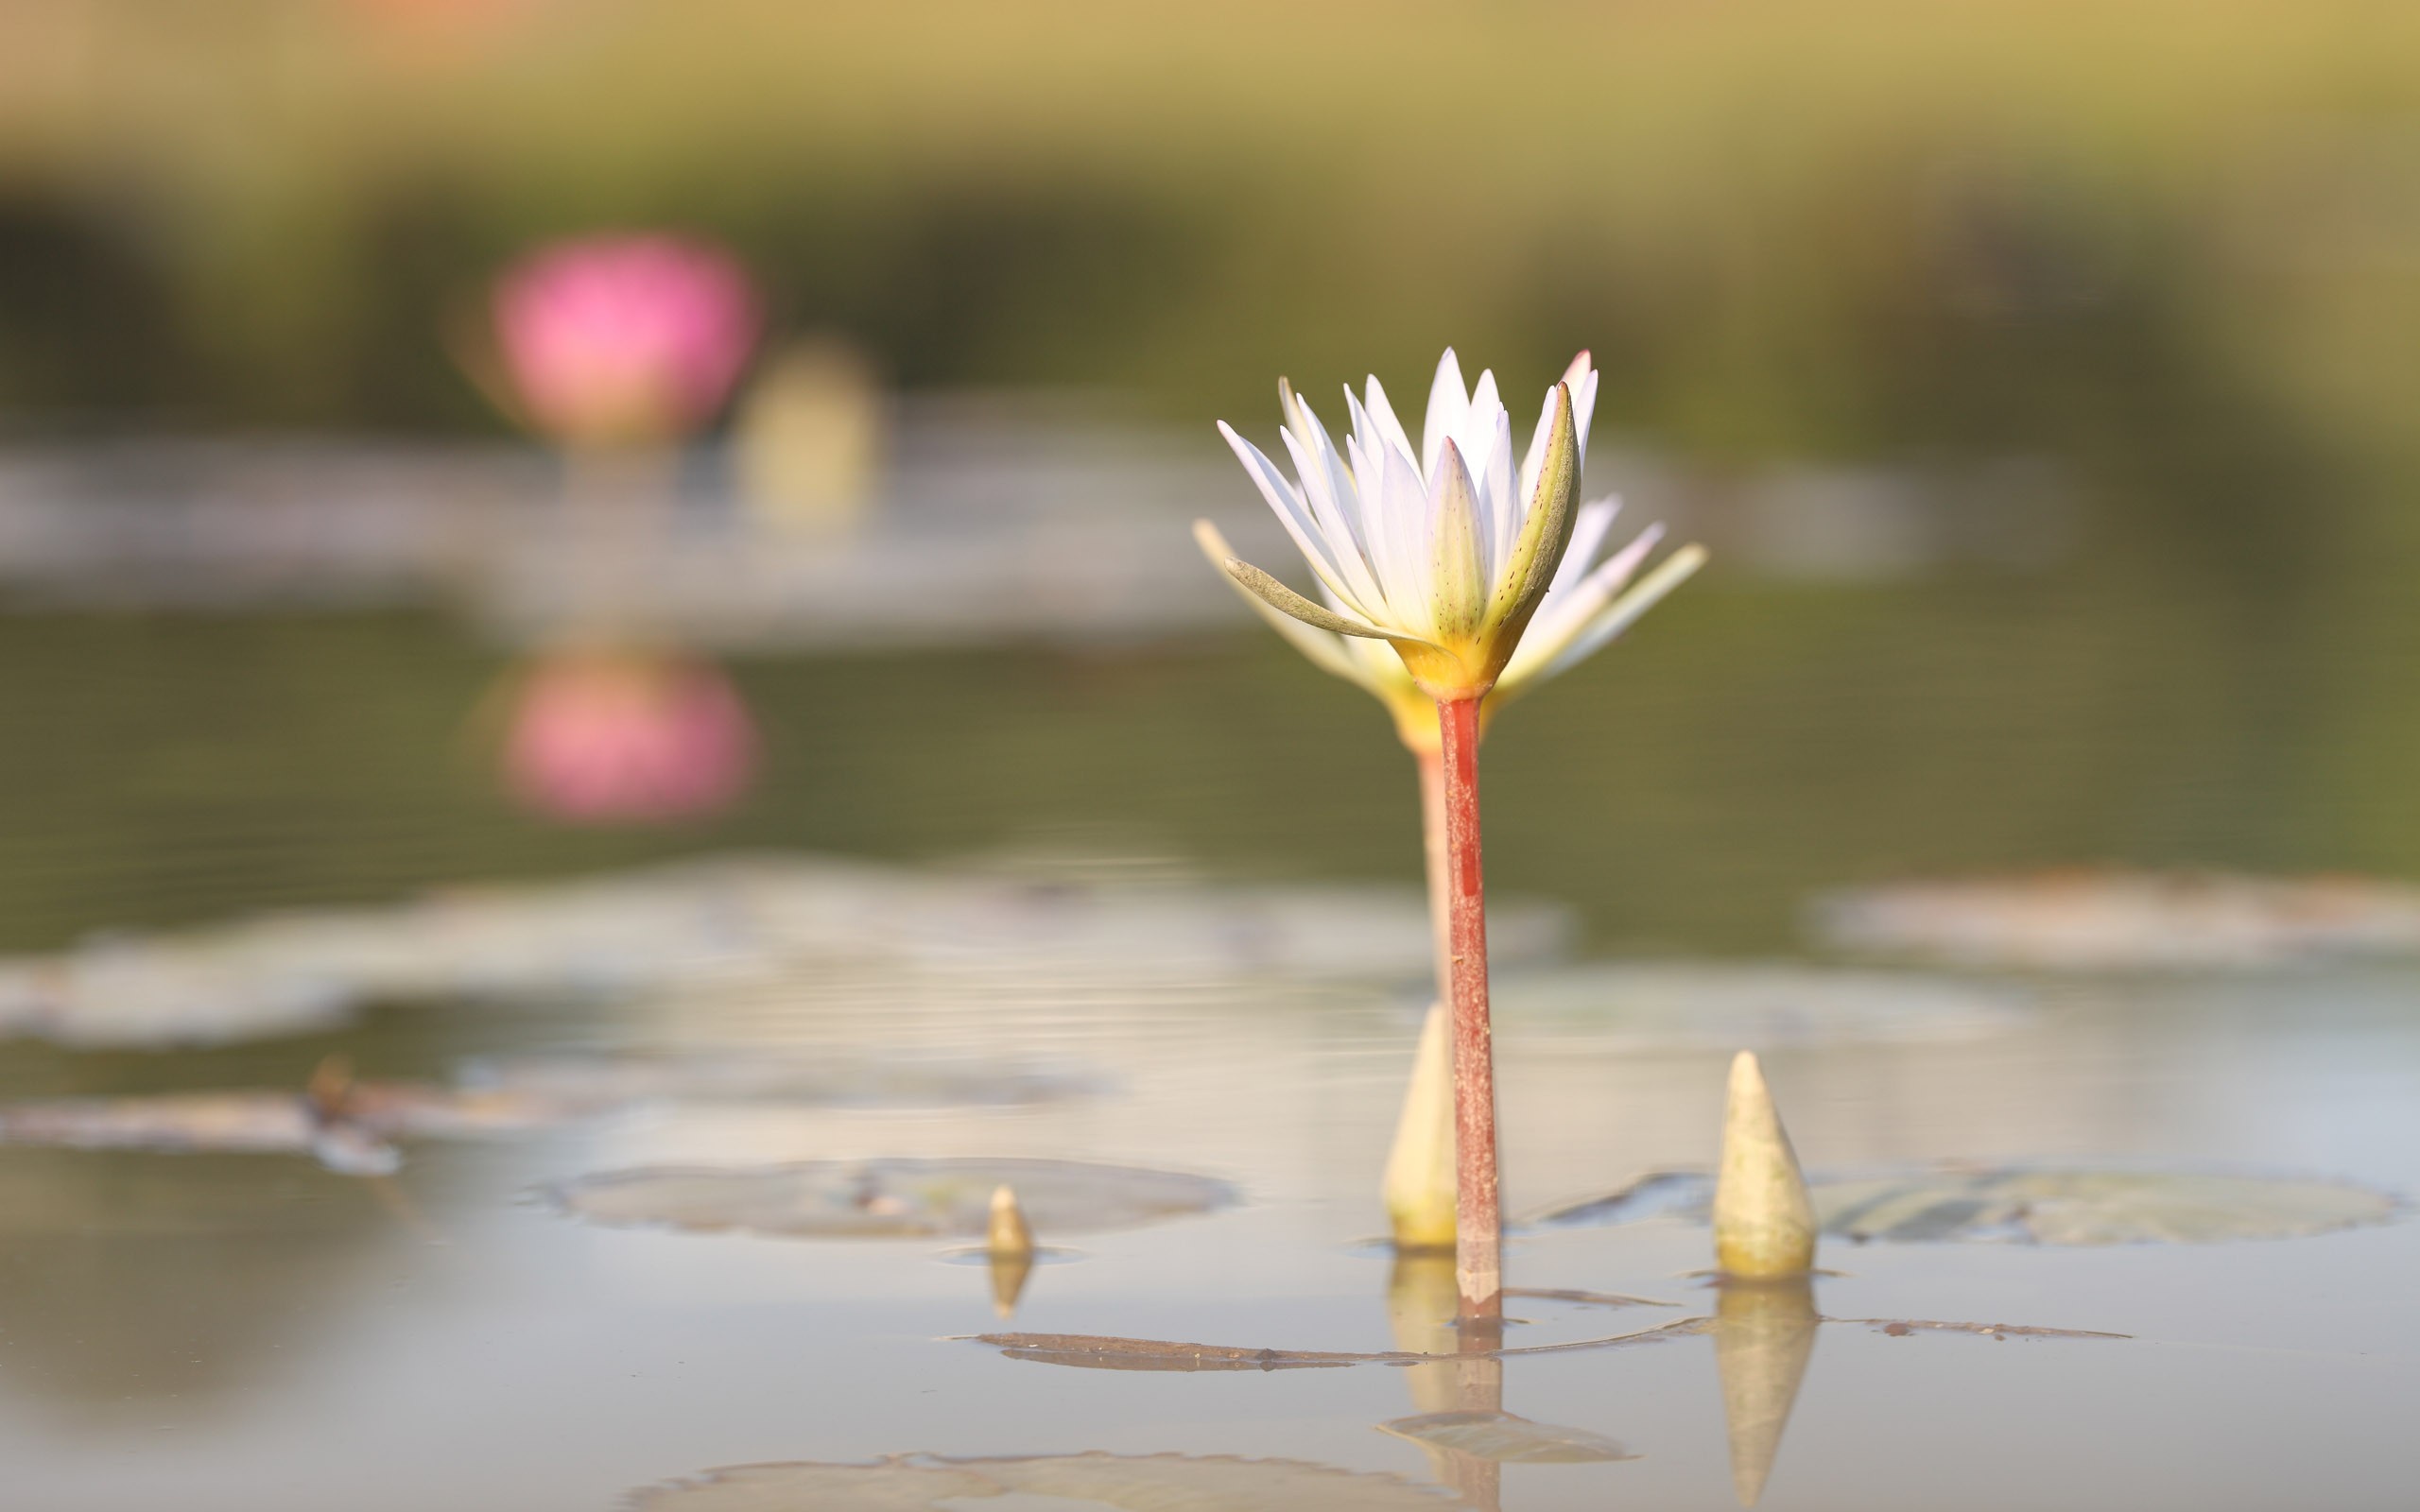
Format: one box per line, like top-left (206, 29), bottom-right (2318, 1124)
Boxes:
top-left (987, 1183), bottom-right (1035, 1260)
top-left (1712, 1051), bottom-right (1818, 1279)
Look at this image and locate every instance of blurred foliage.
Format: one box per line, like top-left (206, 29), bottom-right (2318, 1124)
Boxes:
top-left (0, 0), bottom-right (2415, 470)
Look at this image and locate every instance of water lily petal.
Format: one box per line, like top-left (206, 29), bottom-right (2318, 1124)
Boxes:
top-left (1217, 421), bottom-right (1375, 619)
top-left (1560, 351), bottom-right (1599, 460)
top-left (1533, 541), bottom-right (1706, 681)
top-left (1192, 520), bottom-right (1370, 685)
top-left (1543, 496), bottom-right (1623, 604)
top-left (1421, 348), bottom-right (1468, 479)
top-left (1482, 407), bottom-right (1517, 590)
top-left (1217, 553), bottom-right (1399, 640)
top-left (1506, 521), bottom-right (1663, 685)
top-left (1279, 426), bottom-right (1389, 615)
top-left (1376, 438), bottom-right (1441, 639)
top-left (1362, 375), bottom-right (1420, 476)
top-left (1487, 381), bottom-right (1582, 641)
top-left (1428, 438), bottom-right (1489, 640)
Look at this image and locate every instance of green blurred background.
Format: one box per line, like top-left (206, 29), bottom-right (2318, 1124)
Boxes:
top-left (4, 0), bottom-right (2420, 953)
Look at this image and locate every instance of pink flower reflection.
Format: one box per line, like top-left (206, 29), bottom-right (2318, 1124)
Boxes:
top-left (502, 650), bottom-right (757, 823)
top-left (492, 234), bottom-right (761, 445)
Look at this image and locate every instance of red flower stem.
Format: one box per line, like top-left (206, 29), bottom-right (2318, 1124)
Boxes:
top-left (1436, 694), bottom-right (1501, 1318)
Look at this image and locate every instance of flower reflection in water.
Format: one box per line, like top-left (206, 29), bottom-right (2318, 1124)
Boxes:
top-left (500, 647), bottom-right (756, 824)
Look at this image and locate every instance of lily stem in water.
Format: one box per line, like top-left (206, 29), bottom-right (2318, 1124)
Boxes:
top-left (1436, 694), bottom-right (1502, 1318)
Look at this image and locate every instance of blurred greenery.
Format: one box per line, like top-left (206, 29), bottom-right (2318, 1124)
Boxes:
top-left (0, 0), bottom-right (2417, 472)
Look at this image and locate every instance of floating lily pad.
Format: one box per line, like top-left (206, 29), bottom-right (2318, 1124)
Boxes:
top-left (0, 853), bottom-right (1568, 1049)
top-left (1818, 1169), bottom-right (2398, 1246)
top-left (631, 1452), bottom-right (1459, 1511)
top-left (0, 1080), bottom-right (577, 1177)
top-left (456, 1050), bottom-right (1095, 1110)
top-left (1810, 870), bottom-right (2420, 970)
top-left (1492, 961), bottom-right (2030, 1048)
top-left (1533, 1167), bottom-right (2398, 1245)
top-left (1378, 1410), bottom-right (1636, 1464)
top-left (1529, 1170), bottom-right (1714, 1228)
top-left (546, 1158), bottom-right (1237, 1240)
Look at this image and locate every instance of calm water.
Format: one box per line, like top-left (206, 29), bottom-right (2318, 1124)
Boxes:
top-left (1, 591), bottom-right (2416, 1510)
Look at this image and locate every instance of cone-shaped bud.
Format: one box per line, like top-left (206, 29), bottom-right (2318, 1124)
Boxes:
top-left (1712, 1051), bottom-right (1818, 1278)
top-left (1713, 1277), bottom-right (1821, 1508)
top-left (987, 1183), bottom-right (1035, 1260)
top-left (1382, 1004), bottom-right (1458, 1252)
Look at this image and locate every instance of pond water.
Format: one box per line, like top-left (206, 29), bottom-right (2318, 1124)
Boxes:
top-left (1, 600), bottom-right (2416, 1510)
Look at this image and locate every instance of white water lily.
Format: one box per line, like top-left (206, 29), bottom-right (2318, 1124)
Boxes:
top-left (1197, 350), bottom-right (1704, 742)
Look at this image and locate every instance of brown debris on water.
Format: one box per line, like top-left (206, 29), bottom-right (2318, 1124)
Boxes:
top-left (629, 1452), bottom-right (1461, 1511)
top-left (1851, 1317), bottom-right (2130, 1340)
top-left (968, 1317), bottom-right (1711, 1372)
top-left (547, 1158), bottom-right (1236, 1241)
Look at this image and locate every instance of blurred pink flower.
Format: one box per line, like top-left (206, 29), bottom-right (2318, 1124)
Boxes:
top-left (491, 234), bottom-right (761, 445)
top-left (501, 649), bottom-right (757, 823)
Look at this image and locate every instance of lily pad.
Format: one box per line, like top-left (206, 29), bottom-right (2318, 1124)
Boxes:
top-left (457, 1050), bottom-right (1096, 1110)
top-left (1378, 1410), bottom-right (1635, 1464)
top-left (545, 1158), bottom-right (1236, 1240)
top-left (1817, 1169), bottom-right (2398, 1246)
top-left (0, 1080), bottom-right (579, 1177)
top-left (0, 853), bottom-right (1569, 1049)
top-left (1534, 1167), bottom-right (2398, 1245)
top-left (1492, 961), bottom-right (2030, 1047)
top-left (631, 1452), bottom-right (1460, 1511)
top-left (1809, 870), bottom-right (2420, 970)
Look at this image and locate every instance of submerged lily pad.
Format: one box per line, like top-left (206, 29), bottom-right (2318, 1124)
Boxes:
top-left (0, 853), bottom-right (1568, 1049)
top-left (1818, 1169), bottom-right (2398, 1246)
top-left (546, 1158), bottom-right (1236, 1240)
top-left (1492, 962), bottom-right (2030, 1048)
top-left (0, 1080), bottom-right (578, 1177)
top-left (457, 1050), bottom-right (1096, 1110)
top-left (1378, 1410), bottom-right (1636, 1464)
top-left (1810, 870), bottom-right (2420, 970)
top-left (631, 1452), bottom-right (1459, 1511)
top-left (1533, 1167), bottom-right (2398, 1245)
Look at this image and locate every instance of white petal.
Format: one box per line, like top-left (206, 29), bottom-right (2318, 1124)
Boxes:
top-left (1482, 407), bottom-right (1516, 592)
top-left (1570, 368), bottom-right (1599, 469)
top-left (1344, 426), bottom-right (1410, 627)
top-left (1427, 438), bottom-right (1489, 638)
top-left (1194, 519), bottom-right (1369, 685)
top-left (1461, 369), bottom-right (1501, 465)
top-left (1287, 387), bottom-right (1357, 524)
top-left (1421, 349), bottom-right (1468, 480)
top-left (1521, 539), bottom-right (1703, 687)
top-left (1218, 421), bottom-right (1375, 619)
top-left (1363, 375), bottom-right (1420, 475)
top-left (1378, 438), bottom-right (1439, 639)
top-left (1525, 520), bottom-right (1662, 655)
top-left (1280, 425), bottom-right (1389, 616)
top-left (1514, 384), bottom-right (1558, 530)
